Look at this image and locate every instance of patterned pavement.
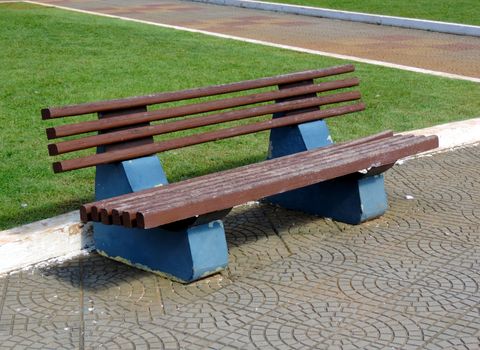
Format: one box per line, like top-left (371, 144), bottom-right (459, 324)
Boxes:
top-left (34, 0), bottom-right (480, 78)
top-left (1, 144), bottom-right (480, 349)
top-left (4, 1), bottom-right (480, 348)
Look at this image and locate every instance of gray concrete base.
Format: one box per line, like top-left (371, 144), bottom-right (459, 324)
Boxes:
top-left (191, 0), bottom-right (480, 37)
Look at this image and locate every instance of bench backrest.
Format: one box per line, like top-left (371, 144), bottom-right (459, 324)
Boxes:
top-left (43, 64), bottom-right (363, 173)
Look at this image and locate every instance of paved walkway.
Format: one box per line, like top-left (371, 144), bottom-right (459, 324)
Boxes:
top-left (34, 0), bottom-right (480, 79)
top-left (2, 2), bottom-right (480, 348)
top-left (1, 144), bottom-right (480, 348)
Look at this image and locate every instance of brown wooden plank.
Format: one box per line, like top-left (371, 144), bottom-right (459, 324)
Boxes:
top-left (118, 134), bottom-right (415, 225)
top-left (136, 135), bottom-right (438, 228)
top-left (42, 64), bottom-right (354, 119)
top-left (46, 78), bottom-right (359, 139)
top-left (98, 133), bottom-right (382, 226)
top-left (79, 130), bottom-right (394, 222)
top-left (49, 91), bottom-right (361, 155)
top-left (84, 131), bottom-right (400, 225)
top-left (54, 103), bottom-right (365, 173)
top-left (103, 134), bottom-right (414, 227)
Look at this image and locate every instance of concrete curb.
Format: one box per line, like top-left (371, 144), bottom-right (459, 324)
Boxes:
top-left (1, 118), bottom-right (479, 273)
top-left (191, 0), bottom-right (480, 37)
top-left (402, 117), bottom-right (480, 150)
top-left (0, 212), bottom-right (93, 274)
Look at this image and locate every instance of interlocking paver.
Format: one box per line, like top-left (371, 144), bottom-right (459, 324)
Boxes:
top-left (2, 145), bottom-right (480, 348)
top-left (1, 1), bottom-right (480, 348)
top-left (0, 147), bottom-right (478, 349)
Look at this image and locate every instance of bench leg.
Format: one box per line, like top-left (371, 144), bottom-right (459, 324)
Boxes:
top-left (268, 119), bottom-right (333, 158)
top-left (267, 173), bottom-right (388, 224)
top-left (93, 156), bottom-right (228, 283)
top-left (267, 120), bottom-right (388, 224)
top-left (94, 221), bottom-right (228, 283)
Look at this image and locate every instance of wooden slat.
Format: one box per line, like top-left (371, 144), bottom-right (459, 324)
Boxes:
top-left (46, 78), bottom-right (359, 139)
top-left (49, 91), bottom-right (361, 155)
top-left (87, 134), bottom-right (435, 228)
top-left (41, 64), bottom-right (354, 119)
top-left (119, 136), bottom-right (408, 227)
top-left (136, 135), bottom-right (439, 228)
top-left (53, 103), bottom-right (365, 173)
top-left (80, 130), bottom-right (396, 223)
top-left (118, 134), bottom-right (414, 226)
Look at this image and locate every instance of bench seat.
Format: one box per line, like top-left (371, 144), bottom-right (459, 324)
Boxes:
top-left (82, 132), bottom-right (437, 229)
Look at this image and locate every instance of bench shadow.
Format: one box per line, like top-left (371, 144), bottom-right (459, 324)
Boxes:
top-left (34, 202), bottom-right (302, 293)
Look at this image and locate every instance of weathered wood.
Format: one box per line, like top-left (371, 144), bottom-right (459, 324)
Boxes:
top-left (42, 64), bottom-right (355, 119)
top-left (46, 78), bottom-right (359, 139)
top-left (49, 91), bottom-right (361, 155)
top-left (119, 134), bottom-right (418, 227)
top-left (82, 134), bottom-right (437, 229)
top-left (137, 136), bottom-right (438, 228)
top-left (79, 130), bottom-right (395, 222)
top-left (53, 103), bottom-right (365, 173)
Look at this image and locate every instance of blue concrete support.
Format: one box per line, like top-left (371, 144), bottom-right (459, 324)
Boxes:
top-left (93, 156), bottom-right (229, 283)
top-left (266, 107), bottom-right (388, 224)
top-left (266, 173), bottom-right (388, 224)
top-left (92, 109), bottom-right (228, 283)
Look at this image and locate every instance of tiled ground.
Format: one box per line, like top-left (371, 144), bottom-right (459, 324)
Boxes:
top-left (0, 144), bottom-right (479, 349)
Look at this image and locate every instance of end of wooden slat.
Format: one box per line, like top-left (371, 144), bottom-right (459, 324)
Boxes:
top-left (135, 213), bottom-right (145, 229)
top-left (418, 134), bottom-right (439, 151)
top-left (52, 162), bottom-right (63, 173)
top-left (349, 90), bottom-right (361, 100)
top-left (91, 207), bottom-right (100, 222)
top-left (48, 144), bottom-right (59, 156)
top-left (79, 206), bottom-right (90, 222)
top-left (100, 209), bottom-right (112, 225)
top-left (112, 209), bottom-right (123, 226)
top-left (123, 212), bottom-right (137, 228)
top-left (41, 108), bottom-right (52, 120)
top-left (46, 128), bottom-right (57, 140)
top-left (341, 64), bottom-right (355, 73)
top-left (384, 130), bottom-right (394, 138)
top-left (431, 134), bottom-right (440, 148)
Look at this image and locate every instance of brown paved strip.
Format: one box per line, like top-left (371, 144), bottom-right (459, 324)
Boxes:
top-left (34, 0), bottom-right (480, 78)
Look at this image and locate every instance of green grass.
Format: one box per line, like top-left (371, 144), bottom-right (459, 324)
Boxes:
top-left (0, 3), bottom-right (479, 230)
top-left (264, 0), bottom-right (480, 26)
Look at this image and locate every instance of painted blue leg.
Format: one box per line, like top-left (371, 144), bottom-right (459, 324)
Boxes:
top-left (267, 118), bottom-right (388, 224)
top-left (94, 219), bottom-right (228, 283)
top-left (267, 173), bottom-right (388, 224)
top-left (93, 155), bottom-right (228, 283)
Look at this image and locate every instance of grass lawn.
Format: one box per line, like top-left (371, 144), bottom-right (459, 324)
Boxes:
top-left (1, 3), bottom-right (479, 230)
top-left (263, 0), bottom-right (480, 26)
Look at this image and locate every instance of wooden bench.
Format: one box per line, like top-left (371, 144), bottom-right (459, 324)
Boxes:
top-left (43, 64), bottom-right (438, 282)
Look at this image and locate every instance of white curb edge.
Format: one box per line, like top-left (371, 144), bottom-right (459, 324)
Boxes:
top-left (0, 212), bottom-right (93, 275)
top-left (191, 0), bottom-right (480, 37)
